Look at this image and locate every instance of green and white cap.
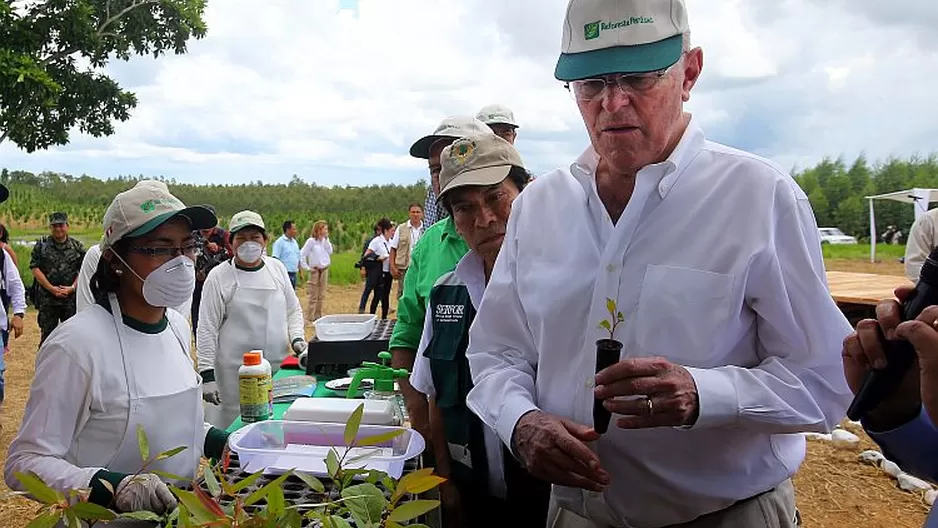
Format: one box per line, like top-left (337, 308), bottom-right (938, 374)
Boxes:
top-left (229, 210), bottom-right (266, 234)
top-left (102, 180), bottom-right (216, 249)
top-left (438, 133), bottom-right (524, 200)
top-left (475, 104), bottom-right (518, 128)
top-left (409, 116), bottom-right (491, 160)
top-left (555, 0), bottom-right (689, 82)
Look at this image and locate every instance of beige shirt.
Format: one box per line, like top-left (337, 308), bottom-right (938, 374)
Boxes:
top-left (905, 208), bottom-right (938, 281)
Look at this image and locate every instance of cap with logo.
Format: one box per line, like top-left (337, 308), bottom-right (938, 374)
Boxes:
top-left (229, 210), bottom-right (266, 235)
top-left (438, 133), bottom-right (525, 200)
top-left (475, 104), bottom-right (519, 129)
top-left (555, 0), bottom-right (689, 82)
top-left (49, 212), bottom-right (68, 225)
top-left (409, 116), bottom-right (492, 160)
top-left (102, 180), bottom-right (216, 249)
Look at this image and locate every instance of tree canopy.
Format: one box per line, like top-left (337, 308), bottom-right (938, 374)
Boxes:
top-left (0, 0), bottom-right (207, 152)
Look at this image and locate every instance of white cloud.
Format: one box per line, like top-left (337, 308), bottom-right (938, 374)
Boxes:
top-left (1, 0), bottom-right (936, 185)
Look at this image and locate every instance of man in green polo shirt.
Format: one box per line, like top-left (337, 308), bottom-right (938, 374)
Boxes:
top-left (390, 115), bottom-right (490, 453)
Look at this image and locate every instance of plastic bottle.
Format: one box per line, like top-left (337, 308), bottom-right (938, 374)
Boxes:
top-left (239, 351), bottom-right (272, 423)
top-left (346, 351), bottom-right (410, 426)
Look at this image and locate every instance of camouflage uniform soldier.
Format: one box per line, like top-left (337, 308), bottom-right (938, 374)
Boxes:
top-left (30, 212), bottom-right (85, 343)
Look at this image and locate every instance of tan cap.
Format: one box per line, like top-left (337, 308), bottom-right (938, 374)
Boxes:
top-left (555, 0), bottom-right (689, 81)
top-left (438, 133), bottom-right (524, 200)
top-left (229, 210), bottom-right (266, 234)
top-left (476, 104), bottom-right (519, 128)
top-left (409, 116), bottom-right (491, 159)
top-left (102, 180), bottom-right (216, 249)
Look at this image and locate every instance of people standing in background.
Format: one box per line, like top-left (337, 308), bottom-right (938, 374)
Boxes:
top-left (0, 188), bottom-right (26, 403)
top-left (0, 223), bottom-right (18, 354)
top-left (905, 209), bottom-right (938, 281)
top-left (390, 204), bottom-right (424, 300)
top-left (476, 104), bottom-right (520, 145)
top-left (30, 212), bottom-right (85, 344)
top-left (359, 218), bottom-right (393, 319)
top-left (192, 214), bottom-right (232, 332)
top-left (272, 220), bottom-right (301, 289)
top-left (300, 220), bottom-right (333, 325)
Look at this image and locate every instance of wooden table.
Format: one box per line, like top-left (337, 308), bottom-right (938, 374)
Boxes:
top-left (826, 270), bottom-right (912, 325)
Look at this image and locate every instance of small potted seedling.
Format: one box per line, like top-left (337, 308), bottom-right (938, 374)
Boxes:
top-left (594, 298), bottom-right (624, 434)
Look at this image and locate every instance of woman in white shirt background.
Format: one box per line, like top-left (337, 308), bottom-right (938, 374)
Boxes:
top-left (300, 220), bottom-right (333, 325)
top-left (197, 210), bottom-right (307, 429)
top-left (358, 217), bottom-right (393, 319)
top-left (5, 180), bottom-right (228, 519)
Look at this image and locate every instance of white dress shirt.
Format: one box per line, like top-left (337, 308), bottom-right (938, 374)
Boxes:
top-left (367, 235), bottom-right (391, 273)
top-left (300, 237), bottom-right (333, 270)
top-left (410, 251), bottom-right (506, 499)
top-left (465, 118), bottom-right (853, 528)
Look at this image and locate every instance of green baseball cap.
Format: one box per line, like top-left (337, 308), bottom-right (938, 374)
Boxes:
top-left (554, 0), bottom-right (689, 82)
top-left (229, 210), bottom-right (266, 234)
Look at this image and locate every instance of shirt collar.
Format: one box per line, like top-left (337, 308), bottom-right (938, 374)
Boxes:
top-left (454, 250), bottom-right (487, 309)
top-left (439, 216), bottom-right (460, 242)
top-left (570, 115), bottom-right (705, 201)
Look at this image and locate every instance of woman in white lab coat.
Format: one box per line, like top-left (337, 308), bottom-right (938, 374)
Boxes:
top-left (197, 210), bottom-right (307, 429)
top-left (5, 180), bottom-right (228, 520)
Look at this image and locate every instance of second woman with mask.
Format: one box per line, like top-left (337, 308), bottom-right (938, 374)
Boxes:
top-left (197, 210), bottom-right (307, 429)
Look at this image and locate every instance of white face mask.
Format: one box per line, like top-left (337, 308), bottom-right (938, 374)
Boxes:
top-left (115, 254), bottom-right (196, 308)
top-left (237, 241), bottom-right (264, 264)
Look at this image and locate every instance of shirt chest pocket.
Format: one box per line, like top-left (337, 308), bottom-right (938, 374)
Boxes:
top-left (634, 265), bottom-right (734, 366)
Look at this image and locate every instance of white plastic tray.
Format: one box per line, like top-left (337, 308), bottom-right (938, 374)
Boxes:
top-left (313, 314), bottom-right (377, 341)
top-left (228, 420), bottom-right (425, 479)
top-left (283, 398), bottom-right (396, 425)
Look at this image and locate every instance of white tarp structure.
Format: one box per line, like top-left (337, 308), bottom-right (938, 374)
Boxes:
top-left (866, 188), bottom-right (938, 262)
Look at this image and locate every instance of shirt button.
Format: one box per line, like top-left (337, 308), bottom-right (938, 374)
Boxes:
top-left (606, 264), bottom-right (616, 273)
top-left (585, 377), bottom-right (595, 389)
top-left (660, 184), bottom-right (670, 193)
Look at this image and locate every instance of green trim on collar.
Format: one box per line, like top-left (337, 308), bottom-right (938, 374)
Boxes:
top-left (122, 314), bottom-right (168, 334)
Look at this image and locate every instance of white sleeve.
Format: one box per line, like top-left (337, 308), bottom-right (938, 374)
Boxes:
top-left (325, 238), bottom-right (333, 255)
top-left (389, 228), bottom-right (401, 250)
top-left (409, 309), bottom-right (436, 398)
top-left (5, 342), bottom-right (101, 494)
top-left (275, 260), bottom-right (305, 343)
top-left (375, 240), bottom-right (390, 260)
top-left (367, 237), bottom-right (380, 255)
top-left (4, 250), bottom-right (25, 315)
top-left (466, 206), bottom-right (540, 450)
top-left (905, 213), bottom-right (935, 282)
top-left (299, 239), bottom-right (313, 270)
top-left (686, 198), bottom-right (853, 433)
top-left (76, 245), bottom-right (101, 313)
top-left (196, 266), bottom-right (228, 374)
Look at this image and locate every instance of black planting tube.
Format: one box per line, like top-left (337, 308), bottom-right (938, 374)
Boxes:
top-left (846, 245), bottom-right (938, 421)
top-left (594, 339), bottom-right (623, 434)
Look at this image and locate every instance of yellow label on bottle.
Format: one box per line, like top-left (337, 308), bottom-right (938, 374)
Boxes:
top-left (240, 374), bottom-right (271, 422)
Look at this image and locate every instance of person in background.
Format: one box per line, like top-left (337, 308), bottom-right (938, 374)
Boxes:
top-left (30, 212), bottom-right (85, 343)
top-left (192, 213), bottom-right (232, 332)
top-left (0, 224), bottom-right (18, 266)
top-left (197, 210), bottom-right (307, 429)
top-left (410, 133), bottom-right (547, 526)
top-left (905, 208), bottom-right (938, 281)
top-left (842, 287), bottom-right (938, 526)
top-left (359, 218), bottom-right (393, 319)
top-left (0, 189), bottom-right (26, 404)
top-left (390, 116), bottom-right (489, 466)
top-left (390, 203), bottom-right (424, 299)
top-left (271, 220), bottom-right (301, 289)
top-left (300, 220), bottom-right (333, 325)
top-left (6, 180), bottom-right (228, 517)
top-left (465, 1), bottom-right (852, 527)
top-left (418, 119), bottom-right (488, 227)
top-left (475, 104), bottom-right (520, 145)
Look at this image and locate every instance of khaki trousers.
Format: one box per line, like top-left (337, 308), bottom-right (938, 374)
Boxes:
top-left (548, 480), bottom-right (797, 528)
top-left (306, 267), bottom-right (328, 324)
top-left (396, 267), bottom-right (407, 299)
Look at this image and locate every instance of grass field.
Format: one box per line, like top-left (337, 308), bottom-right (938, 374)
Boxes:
top-left (0, 247), bottom-right (930, 527)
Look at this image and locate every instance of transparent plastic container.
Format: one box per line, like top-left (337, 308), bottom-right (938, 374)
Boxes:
top-left (228, 420), bottom-right (425, 478)
top-left (313, 314), bottom-right (377, 341)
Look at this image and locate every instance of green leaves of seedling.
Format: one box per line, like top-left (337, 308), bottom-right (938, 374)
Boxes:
top-left (137, 425), bottom-right (149, 462)
top-left (342, 483), bottom-right (387, 527)
top-left (599, 298), bottom-right (625, 340)
top-left (344, 403), bottom-right (364, 446)
top-left (14, 472), bottom-right (62, 505)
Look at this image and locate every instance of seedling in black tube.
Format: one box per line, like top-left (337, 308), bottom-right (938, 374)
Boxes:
top-left (595, 298), bottom-right (624, 434)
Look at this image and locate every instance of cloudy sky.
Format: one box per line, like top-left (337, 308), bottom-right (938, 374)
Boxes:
top-left (1, 0), bottom-right (935, 186)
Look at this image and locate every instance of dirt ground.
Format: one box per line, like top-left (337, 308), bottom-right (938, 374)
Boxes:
top-left (0, 266), bottom-right (931, 527)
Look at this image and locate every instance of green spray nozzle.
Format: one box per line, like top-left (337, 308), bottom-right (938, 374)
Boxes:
top-left (346, 351), bottom-right (409, 398)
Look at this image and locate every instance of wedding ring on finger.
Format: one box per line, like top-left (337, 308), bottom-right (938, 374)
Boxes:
top-left (645, 397), bottom-right (654, 417)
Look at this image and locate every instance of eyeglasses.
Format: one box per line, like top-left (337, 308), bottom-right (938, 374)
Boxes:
top-left (565, 56), bottom-right (684, 101)
top-left (129, 243), bottom-right (201, 260)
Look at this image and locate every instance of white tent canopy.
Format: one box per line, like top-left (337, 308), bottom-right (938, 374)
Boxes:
top-left (866, 188), bottom-right (938, 262)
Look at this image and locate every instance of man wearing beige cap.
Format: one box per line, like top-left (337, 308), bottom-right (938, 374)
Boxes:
top-left (476, 104), bottom-right (519, 145)
top-left (465, 1), bottom-right (851, 527)
top-left (409, 133), bottom-right (548, 527)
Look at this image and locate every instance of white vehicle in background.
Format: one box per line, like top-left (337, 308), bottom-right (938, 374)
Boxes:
top-left (818, 227), bottom-right (858, 245)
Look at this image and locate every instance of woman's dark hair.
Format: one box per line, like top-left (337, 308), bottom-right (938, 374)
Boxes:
top-left (0, 224), bottom-right (9, 244)
top-left (376, 217), bottom-right (393, 233)
top-left (441, 165), bottom-right (531, 216)
top-left (90, 240), bottom-right (130, 304)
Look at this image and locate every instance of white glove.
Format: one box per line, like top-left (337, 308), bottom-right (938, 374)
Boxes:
top-left (115, 474), bottom-right (177, 515)
top-left (292, 339), bottom-right (308, 355)
top-left (202, 381), bottom-right (221, 405)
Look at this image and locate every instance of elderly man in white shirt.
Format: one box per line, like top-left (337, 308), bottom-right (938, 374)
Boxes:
top-left (465, 1), bottom-right (853, 527)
